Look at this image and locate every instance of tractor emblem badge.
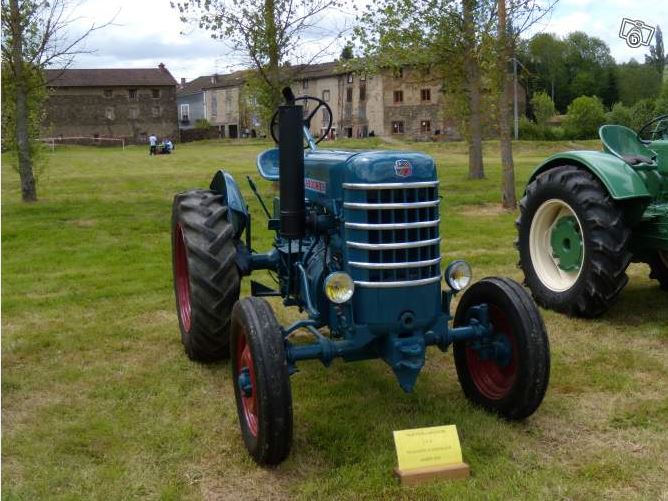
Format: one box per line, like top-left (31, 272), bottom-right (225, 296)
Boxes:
top-left (394, 159), bottom-right (413, 177)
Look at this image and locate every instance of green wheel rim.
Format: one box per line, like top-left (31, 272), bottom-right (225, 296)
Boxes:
top-left (550, 216), bottom-right (583, 272)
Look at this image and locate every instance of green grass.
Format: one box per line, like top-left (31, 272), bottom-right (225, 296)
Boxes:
top-left (3, 138), bottom-right (667, 500)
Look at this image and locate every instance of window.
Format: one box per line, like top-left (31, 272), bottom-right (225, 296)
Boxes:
top-left (346, 87), bottom-right (353, 103)
top-left (359, 85), bottom-right (366, 101)
top-left (103, 89), bottom-right (113, 98)
top-left (180, 103), bottom-right (190, 121)
top-left (393, 90), bottom-right (403, 103)
top-left (420, 120), bottom-right (431, 133)
top-left (302, 79), bottom-right (309, 89)
top-left (128, 88), bottom-right (137, 100)
top-left (211, 95), bottom-right (218, 117)
top-left (421, 88), bottom-right (431, 102)
top-left (151, 88), bottom-right (161, 99)
top-left (347, 73), bottom-right (353, 83)
top-left (129, 107), bottom-right (139, 119)
top-left (322, 89), bottom-right (330, 101)
top-left (392, 121), bottom-right (404, 134)
top-left (105, 107), bottom-right (114, 120)
top-left (152, 106), bottom-right (161, 117)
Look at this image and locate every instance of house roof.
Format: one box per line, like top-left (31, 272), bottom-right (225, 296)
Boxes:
top-left (177, 70), bottom-right (250, 97)
top-left (45, 64), bottom-right (177, 87)
top-left (177, 61), bottom-right (349, 97)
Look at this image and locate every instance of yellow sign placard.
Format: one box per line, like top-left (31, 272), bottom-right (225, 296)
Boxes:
top-left (393, 425), bottom-right (463, 471)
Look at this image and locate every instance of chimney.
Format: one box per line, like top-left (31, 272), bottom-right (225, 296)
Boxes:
top-left (180, 77), bottom-right (186, 86)
top-left (158, 62), bottom-right (166, 72)
top-left (211, 74), bottom-right (218, 84)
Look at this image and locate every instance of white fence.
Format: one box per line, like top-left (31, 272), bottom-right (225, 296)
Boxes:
top-left (39, 137), bottom-right (126, 151)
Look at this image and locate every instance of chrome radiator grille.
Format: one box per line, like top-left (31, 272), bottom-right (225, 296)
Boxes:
top-left (343, 181), bottom-right (441, 287)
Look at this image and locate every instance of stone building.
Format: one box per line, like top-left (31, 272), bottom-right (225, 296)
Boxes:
top-left (177, 61), bottom-right (525, 141)
top-left (44, 64), bottom-right (178, 144)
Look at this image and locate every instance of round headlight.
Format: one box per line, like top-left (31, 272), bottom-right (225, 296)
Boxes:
top-left (444, 260), bottom-right (472, 291)
top-left (324, 272), bottom-right (355, 304)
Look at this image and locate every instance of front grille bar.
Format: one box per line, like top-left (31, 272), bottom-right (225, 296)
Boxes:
top-left (345, 219), bottom-right (440, 230)
top-left (349, 257), bottom-right (441, 270)
top-left (346, 237), bottom-right (441, 250)
top-left (343, 200), bottom-right (440, 210)
top-left (343, 181), bottom-right (439, 190)
top-left (354, 275), bottom-right (441, 288)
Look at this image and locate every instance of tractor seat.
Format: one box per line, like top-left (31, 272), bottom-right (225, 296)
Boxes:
top-left (256, 148), bottom-right (280, 181)
top-left (599, 125), bottom-right (658, 170)
top-left (621, 154), bottom-right (655, 166)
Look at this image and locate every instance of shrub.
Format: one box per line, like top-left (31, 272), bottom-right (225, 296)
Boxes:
top-left (195, 118), bottom-right (211, 129)
top-left (630, 98), bottom-right (657, 130)
top-left (564, 96), bottom-right (606, 139)
top-left (654, 81), bottom-right (668, 115)
top-left (531, 92), bottom-right (556, 127)
top-left (519, 116), bottom-right (540, 139)
top-left (606, 102), bottom-right (633, 128)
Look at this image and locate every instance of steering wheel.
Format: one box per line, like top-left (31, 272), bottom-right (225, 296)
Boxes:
top-left (637, 114), bottom-right (668, 143)
top-left (270, 95), bottom-right (333, 146)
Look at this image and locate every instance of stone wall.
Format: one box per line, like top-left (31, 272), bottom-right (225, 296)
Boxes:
top-left (44, 85), bottom-right (178, 143)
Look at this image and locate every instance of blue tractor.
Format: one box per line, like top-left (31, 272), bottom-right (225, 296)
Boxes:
top-left (171, 89), bottom-right (550, 465)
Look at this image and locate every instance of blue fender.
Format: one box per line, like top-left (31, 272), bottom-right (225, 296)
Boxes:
top-left (210, 170), bottom-right (249, 239)
top-left (528, 151), bottom-right (652, 200)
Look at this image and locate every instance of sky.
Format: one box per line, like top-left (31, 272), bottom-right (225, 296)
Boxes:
top-left (68, 0), bottom-right (667, 83)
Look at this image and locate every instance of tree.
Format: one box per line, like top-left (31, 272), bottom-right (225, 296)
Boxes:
top-left (564, 96), bottom-right (605, 139)
top-left (521, 32), bottom-right (616, 112)
top-left (354, 0), bottom-right (488, 179)
top-left (340, 42), bottom-right (354, 60)
top-left (173, 0), bottom-right (341, 125)
top-left (1, 0), bottom-right (109, 202)
top-left (531, 91), bottom-right (555, 126)
top-left (617, 59), bottom-right (662, 106)
top-left (496, 0), bottom-right (516, 208)
top-left (645, 25), bottom-right (665, 75)
top-left (606, 102), bottom-right (633, 128)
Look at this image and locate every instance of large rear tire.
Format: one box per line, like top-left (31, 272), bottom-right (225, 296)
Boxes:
top-left (172, 189), bottom-right (240, 361)
top-left (649, 250), bottom-right (668, 290)
top-left (517, 166), bottom-right (631, 317)
top-left (231, 297), bottom-right (293, 466)
top-left (454, 277), bottom-right (550, 420)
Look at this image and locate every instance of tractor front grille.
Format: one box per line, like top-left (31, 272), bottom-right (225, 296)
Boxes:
top-left (343, 181), bottom-right (441, 287)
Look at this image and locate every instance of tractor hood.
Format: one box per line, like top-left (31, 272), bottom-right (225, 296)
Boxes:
top-left (303, 149), bottom-right (437, 209)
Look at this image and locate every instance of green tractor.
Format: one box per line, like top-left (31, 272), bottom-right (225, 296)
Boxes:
top-left (517, 115), bottom-right (668, 317)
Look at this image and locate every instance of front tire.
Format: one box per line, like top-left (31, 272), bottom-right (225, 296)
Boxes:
top-left (517, 166), bottom-right (631, 317)
top-left (454, 277), bottom-right (550, 420)
top-left (649, 250), bottom-right (668, 290)
top-left (231, 297), bottom-right (293, 466)
top-left (172, 190), bottom-right (240, 361)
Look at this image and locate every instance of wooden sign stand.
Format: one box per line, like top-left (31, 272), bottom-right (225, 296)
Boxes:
top-left (393, 462), bottom-right (470, 486)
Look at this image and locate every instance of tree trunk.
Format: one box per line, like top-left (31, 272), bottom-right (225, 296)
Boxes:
top-left (10, 0), bottom-right (37, 202)
top-left (498, 0), bottom-right (515, 209)
top-left (463, 0), bottom-right (484, 179)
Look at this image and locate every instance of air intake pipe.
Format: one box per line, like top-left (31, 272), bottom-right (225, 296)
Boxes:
top-left (278, 87), bottom-right (306, 238)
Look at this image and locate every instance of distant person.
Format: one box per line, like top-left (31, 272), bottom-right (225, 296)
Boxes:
top-left (163, 138), bottom-right (173, 153)
top-left (149, 134), bottom-right (157, 155)
top-left (369, 130), bottom-right (375, 137)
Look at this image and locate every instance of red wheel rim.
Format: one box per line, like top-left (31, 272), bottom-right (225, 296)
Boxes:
top-left (174, 223), bottom-right (192, 332)
top-left (236, 328), bottom-right (259, 437)
top-left (465, 305), bottom-right (518, 400)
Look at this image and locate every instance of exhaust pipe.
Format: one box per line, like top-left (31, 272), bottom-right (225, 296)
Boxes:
top-left (278, 87), bottom-right (305, 238)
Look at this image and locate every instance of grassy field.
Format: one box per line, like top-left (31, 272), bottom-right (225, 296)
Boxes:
top-left (2, 138), bottom-right (667, 500)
